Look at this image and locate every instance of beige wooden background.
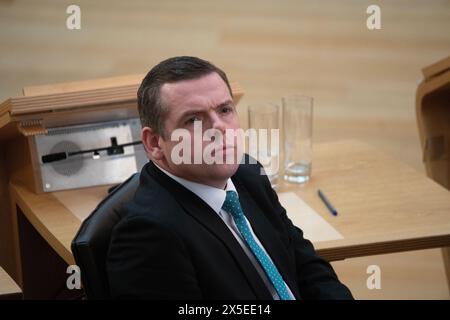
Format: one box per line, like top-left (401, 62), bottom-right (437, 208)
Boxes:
top-left (1, 0), bottom-right (449, 299)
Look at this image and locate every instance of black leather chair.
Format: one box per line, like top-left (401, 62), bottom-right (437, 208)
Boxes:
top-left (71, 173), bottom-right (140, 299)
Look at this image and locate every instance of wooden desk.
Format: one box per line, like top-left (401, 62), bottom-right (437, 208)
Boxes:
top-left (279, 140), bottom-right (450, 261)
top-left (11, 184), bottom-right (110, 266)
top-left (9, 139), bottom-right (450, 297)
top-left (0, 266), bottom-right (22, 300)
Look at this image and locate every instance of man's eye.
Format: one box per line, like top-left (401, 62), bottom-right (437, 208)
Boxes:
top-left (220, 106), bottom-right (233, 114)
top-left (185, 116), bottom-right (201, 124)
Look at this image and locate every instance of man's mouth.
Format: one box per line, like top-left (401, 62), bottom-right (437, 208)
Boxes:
top-left (209, 145), bottom-right (236, 156)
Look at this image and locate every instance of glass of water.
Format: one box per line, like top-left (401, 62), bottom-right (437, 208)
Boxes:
top-left (282, 94), bottom-right (313, 184)
top-left (248, 103), bottom-right (281, 189)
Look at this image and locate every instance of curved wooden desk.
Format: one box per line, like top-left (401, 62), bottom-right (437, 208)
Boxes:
top-left (10, 183), bottom-right (109, 266)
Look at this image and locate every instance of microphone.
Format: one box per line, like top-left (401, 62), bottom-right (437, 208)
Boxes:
top-left (42, 152), bottom-right (68, 163)
top-left (41, 137), bottom-right (142, 164)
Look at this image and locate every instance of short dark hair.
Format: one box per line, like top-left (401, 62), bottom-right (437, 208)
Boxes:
top-left (137, 56), bottom-right (232, 137)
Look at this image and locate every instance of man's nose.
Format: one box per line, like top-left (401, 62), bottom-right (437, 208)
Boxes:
top-left (211, 114), bottom-right (226, 133)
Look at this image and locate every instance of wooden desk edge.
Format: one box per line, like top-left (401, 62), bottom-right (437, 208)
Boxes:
top-left (316, 233), bottom-right (450, 261)
top-left (0, 267), bottom-right (22, 297)
top-left (10, 182), bottom-right (77, 265)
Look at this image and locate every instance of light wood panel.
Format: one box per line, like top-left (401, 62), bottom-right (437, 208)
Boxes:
top-left (1, 80), bottom-right (243, 116)
top-left (1, 0), bottom-right (450, 299)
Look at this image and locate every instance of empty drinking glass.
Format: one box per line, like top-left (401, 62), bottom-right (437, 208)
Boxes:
top-left (282, 94), bottom-right (313, 184)
top-left (248, 103), bottom-right (281, 189)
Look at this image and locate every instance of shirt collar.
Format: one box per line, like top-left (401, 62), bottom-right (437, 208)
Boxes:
top-left (152, 161), bottom-right (237, 214)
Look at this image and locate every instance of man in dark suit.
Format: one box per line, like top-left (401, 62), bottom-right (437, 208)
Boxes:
top-left (106, 56), bottom-right (353, 300)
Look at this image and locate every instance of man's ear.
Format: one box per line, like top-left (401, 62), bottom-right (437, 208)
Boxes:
top-left (141, 127), bottom-right (164, 160)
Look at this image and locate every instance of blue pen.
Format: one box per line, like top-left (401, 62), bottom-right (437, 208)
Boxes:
top-left (318, 189), bottom-right (338, 216)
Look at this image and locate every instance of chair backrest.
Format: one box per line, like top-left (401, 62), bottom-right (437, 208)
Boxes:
top-left (71, 173), bottom-right (140, 299)
top-left (416, 55), bottom-right (450, 190)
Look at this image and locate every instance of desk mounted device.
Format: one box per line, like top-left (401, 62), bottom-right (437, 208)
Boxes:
top-left (33, 118), bottom-right (146, 192)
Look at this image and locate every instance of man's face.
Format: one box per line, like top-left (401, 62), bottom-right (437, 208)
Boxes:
top-left (155, 72), bottom-right (241, 188)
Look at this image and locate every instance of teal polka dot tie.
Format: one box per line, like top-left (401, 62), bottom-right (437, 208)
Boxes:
top-left (222, 190), bottom-right (293, 300)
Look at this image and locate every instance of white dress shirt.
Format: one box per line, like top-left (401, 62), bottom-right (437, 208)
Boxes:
top-left (153, 162), bottom-right (295, 300)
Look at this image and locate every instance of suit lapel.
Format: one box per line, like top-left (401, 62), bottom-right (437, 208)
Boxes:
top-left (144, 162), bottom-right (273, 299)
top-left (232, 177), bottom-right (301, 300)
